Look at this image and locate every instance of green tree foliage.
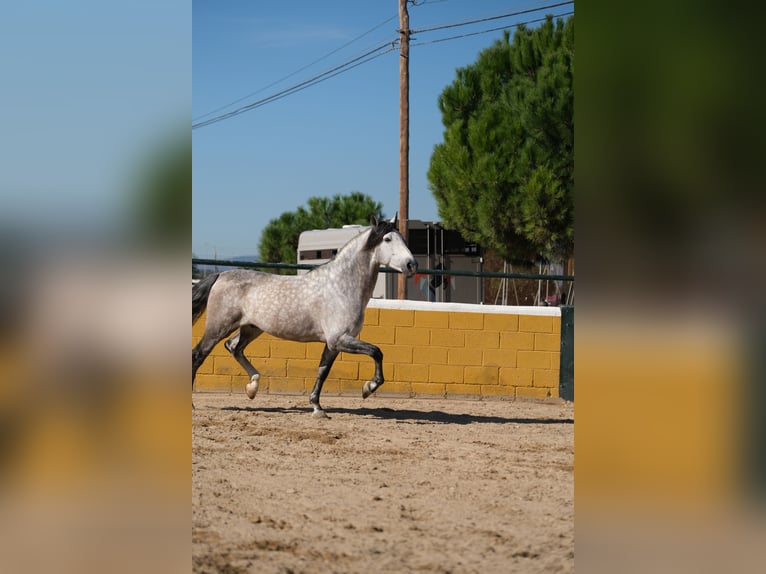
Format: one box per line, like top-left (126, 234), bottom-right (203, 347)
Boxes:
top-left (428, 15), bottom-right (573, 262)
top-left (134, 135), bottom-right (191, 251)
top-left (258, 192), bottom-right (384, 272)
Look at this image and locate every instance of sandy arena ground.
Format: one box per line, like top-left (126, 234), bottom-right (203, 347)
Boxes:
top-left (192, 393), bottom-right (574, 573)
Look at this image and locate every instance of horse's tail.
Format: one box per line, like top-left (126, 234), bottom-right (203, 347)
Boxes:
top-left (192, 272), bottom-right (220, 324)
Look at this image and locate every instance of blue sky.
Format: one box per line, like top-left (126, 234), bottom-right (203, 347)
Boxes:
top-left (1, 2), bottom-right (189, 235)
top-left (193, 0), bottom-right (573, 259)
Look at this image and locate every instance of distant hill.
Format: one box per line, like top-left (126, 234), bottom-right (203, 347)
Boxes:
top-left (229, 255), bottom-right (259, 262)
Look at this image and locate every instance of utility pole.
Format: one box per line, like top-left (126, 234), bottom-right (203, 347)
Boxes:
top-left (398, 0), bottom-right (410, 300)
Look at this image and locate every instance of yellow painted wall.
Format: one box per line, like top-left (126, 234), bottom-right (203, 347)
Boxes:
top-left (192, 303), bottom-right (561, 400)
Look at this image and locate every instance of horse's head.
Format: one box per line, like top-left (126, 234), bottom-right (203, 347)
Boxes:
top-left (367, 215), bottom-right (417, 277)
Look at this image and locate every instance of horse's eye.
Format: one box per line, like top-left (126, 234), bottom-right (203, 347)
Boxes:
top-left (384, 236), bottom-right (392, 242)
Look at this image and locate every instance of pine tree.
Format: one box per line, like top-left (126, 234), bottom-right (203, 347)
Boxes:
top-left (428, 15), bottom-right (573, 263)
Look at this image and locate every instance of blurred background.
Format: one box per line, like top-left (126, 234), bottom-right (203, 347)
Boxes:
top-left (577, 0), bottom-right (766, 571)
top-left (0, 2), bottom-right (190, 573)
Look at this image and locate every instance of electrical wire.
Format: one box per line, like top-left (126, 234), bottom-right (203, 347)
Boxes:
top-left (193, 4), bottom-right (574, 130)
top-left (192, 42), bottom-right (397, 130)
top-left (412, 11), bottom-right (574, 47)
top-left (193, 13), bottom-right (399, 123)
top-left (411, 1), bottom-right (573, 34)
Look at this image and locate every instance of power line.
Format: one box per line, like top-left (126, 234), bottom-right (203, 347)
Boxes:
top-left (192, 42), bottom-right (397, 130)
top-left (192, 4), bottom-right (574, 130)
top-left (411, 1), bottom-right (573, 34)
top-left (193, 13), bottom-right (399, 123)
top-left (412, 11), bottom-right (574, 47)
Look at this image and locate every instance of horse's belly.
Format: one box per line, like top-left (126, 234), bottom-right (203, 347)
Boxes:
top-left (267, 324), bottom-right (324, 343)
top-left (255, 310), bottom-right (325, 343)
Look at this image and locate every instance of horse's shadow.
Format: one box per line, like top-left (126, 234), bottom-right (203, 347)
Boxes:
top-left (220, 405), bottom-right (573, 426)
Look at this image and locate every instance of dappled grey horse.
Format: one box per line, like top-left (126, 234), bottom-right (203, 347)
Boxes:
top-left (192, 216), bottom-right (417, 417)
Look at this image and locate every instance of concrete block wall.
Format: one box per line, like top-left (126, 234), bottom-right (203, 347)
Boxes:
top-left (192, 299), bottom-right (561, 400)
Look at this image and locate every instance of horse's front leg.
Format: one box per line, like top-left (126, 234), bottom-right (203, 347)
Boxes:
top-left (309, 344), bottom-right (339, 418)
top-left (333, 334), bottom-right (384, 399)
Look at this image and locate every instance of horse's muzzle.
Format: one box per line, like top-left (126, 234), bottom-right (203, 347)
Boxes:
top-left (405, 258), bottom-right (418, 277)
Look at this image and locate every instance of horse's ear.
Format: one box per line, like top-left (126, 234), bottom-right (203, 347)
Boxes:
top-left (391, 212), bottom-right (399, 226)
top-left (370, 215), bottom-right (379, 227)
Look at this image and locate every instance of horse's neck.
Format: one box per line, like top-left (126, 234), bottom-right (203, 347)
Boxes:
top-left (357, 254), bottom-right (381, 302)
top-left (324, 231), bottom-right (380, 296)
top-left (343, 233), bottom-right (380, 272)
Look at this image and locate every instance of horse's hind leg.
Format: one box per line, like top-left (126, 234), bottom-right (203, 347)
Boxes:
top-left (309, 344), bottom-right (339, 418)
top-left (193, 323), bottom-right (238, 385)
top-left (224, 324), bottom-right (263, 399)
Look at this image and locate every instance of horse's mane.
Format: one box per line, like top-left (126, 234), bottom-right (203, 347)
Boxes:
top-left (364, 219), bottom-right (398, 251)
top-left (305, 226), bottom-right (370, 274)
top-left (307, 218), bottom-right (398, 273)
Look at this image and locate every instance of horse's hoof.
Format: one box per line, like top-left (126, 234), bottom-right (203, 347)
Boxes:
top-left (245, 375), bottom-right (260, 400)
top-left (312, 409), bottom-right (330, 419)
top-left (362, 380), bottom-right (375, 399)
